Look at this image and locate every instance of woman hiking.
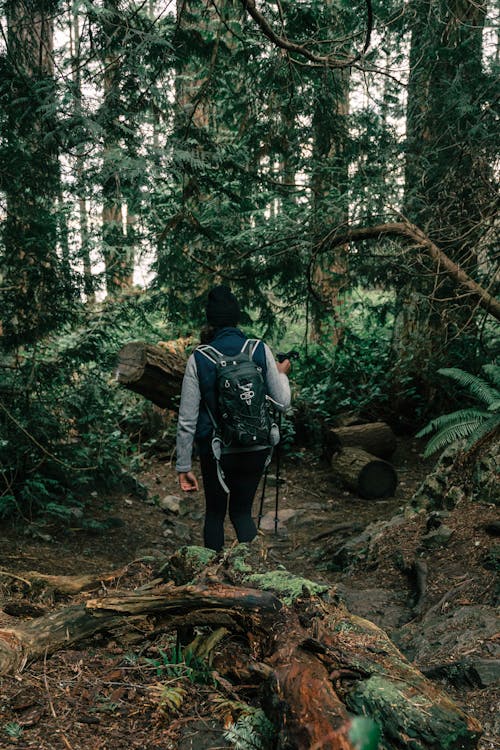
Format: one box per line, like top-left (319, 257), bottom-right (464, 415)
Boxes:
top-left (176, 285), bottom-right (291, 551)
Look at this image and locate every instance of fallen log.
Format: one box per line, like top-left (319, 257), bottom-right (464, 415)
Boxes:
top-left (0, 581), bottom-right (281, 675)
top-left (0, 546), bottom-right (482, 750)
top-left (4, 566), bottom-right (130, 595)
top-left (331, 446), bottom-right (398, 499)
top-left (328, 422), bottom-right (397, 460)
top-left (314, 610), bottom-right (482, 749)
top-left (116, 341), bottom-right (186, 409)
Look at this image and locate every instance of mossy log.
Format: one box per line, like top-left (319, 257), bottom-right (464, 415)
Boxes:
top-left (0, 546), bottom-right (481, 750)
top-left (116, 341), bottom-right (186, 409)
top-left (332, 446), bottom-right (398, 499)
top-left (328, 422), bottom-right (397, 460)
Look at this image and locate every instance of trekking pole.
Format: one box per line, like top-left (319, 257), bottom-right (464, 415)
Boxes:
top-left (257, 462), bottom-right (268, 530)
top-left (274, 411), bottom-right (282, 535)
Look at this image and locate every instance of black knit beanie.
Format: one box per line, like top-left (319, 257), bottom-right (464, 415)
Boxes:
top-left (205, 285), bottom-right (240, 327)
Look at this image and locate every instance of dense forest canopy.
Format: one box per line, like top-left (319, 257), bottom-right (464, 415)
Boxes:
top-left (0, 0), bottom-right (498, 518)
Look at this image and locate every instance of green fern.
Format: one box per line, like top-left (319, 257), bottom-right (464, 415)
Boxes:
top-left (224, 708), bottom-right (274, 750)
top-left (417, 364), bottom-right (500, 457)
top-left (416, 409), bottom-right (486, 438)
top-left (149, 681), bottom-right (186, 714)
top-left (437, 367), bottom-right (499, 407)
top-left (483, 364), bottom-right (500, 389)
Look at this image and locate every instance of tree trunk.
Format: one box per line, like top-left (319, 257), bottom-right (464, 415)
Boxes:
top-left (327, 422), bottom-right (397, 460)
top-left (331, 447), bottom-right (398, 499)
top-left (1, 0), bottom-right (65, 346)
top-left (116, 341), bottom-right (186, 408)
top-left (392, 0), bottom-right (488, 400)
top-left (70, 0), bottom-right (94, 302)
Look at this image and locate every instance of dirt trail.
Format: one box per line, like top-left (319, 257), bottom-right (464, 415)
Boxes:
top-left (0, 440), bottom-right (497, 749)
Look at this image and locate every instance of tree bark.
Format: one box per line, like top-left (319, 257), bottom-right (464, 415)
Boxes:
top-left (327, 421), bottom-right (397, 460)
top-left (331, 446), bottom-right (398, 499)
top-left (116, 341), bottom-right (186, 409)
top-left (315, 609), bottom-right (481, 749)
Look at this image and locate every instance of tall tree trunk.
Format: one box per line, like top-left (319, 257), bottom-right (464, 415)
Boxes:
top-left (310, 64), bottom-right (350, 343)
top-left (100, 0), bottom-right (129, 297)
top-left (70, 0), bottom-right (94, 301)
top-left (392, 0), bottom-right (487, 400)
top-left (1, 0), bottom-right (66, 345)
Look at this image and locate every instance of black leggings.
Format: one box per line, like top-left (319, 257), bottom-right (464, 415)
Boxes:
top-left (199, 449), bottom-right (269, 551)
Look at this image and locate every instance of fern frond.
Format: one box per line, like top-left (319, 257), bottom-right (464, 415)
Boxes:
top-left (438, 368), bottom-right (500, 406)
top-left (224, 708), bottom-right (274, 750)
top-left (416, 409), bottom-right (486, 439)
top-left (482, 364), bottom-right (500, 389)
top-left (464, 414), bottom-right (500, 451)
top-left (148, 681), bottom-right (186, 714)
top-left (423, 417), bottom-right (485, 457)
top-left (487, 399), bottom-right (500, 412)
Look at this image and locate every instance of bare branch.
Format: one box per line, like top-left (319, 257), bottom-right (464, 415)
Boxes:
top-left (240, 0), bottom-right (372, 69)
top-left (308, 221), bottom-right (500, 321)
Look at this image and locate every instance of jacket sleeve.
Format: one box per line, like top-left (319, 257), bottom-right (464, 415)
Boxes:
top-left (175, 354), bottom-right (201, 472)
top-left (263, 343), bottom-right (291, 412)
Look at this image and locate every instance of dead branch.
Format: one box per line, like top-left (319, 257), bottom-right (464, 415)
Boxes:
top-left (308, 220), bottom-right (500, 321)
top-left (241, 0), bottom-right (372, 70)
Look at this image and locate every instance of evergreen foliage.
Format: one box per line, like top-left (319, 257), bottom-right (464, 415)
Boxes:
top-left (0, 0), bottom-right (497, 516)
top-left (417, 365), bottom-right (500, 457)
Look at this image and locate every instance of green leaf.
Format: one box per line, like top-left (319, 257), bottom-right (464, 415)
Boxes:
top-left (437, 368), bottom-right (499, 407)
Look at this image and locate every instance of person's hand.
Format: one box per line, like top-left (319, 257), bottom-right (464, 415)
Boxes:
top-left (178, 471), bottom-right (199, 492)
top-left (276, 358), bottom-right (291, 375)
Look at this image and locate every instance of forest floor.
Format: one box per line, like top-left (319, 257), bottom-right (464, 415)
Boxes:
top-left (0, 438), bottom-right (498, 750)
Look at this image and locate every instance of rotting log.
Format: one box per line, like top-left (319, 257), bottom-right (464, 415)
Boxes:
top-left (4, 566), bottom-right (130, 595)
top-left (331, 446), bottom-right (398, 499)
top-left (0, 582), bottom-right (280, 675)
top-left (0, 547), bottom-right (482, 750)
top-left (116, 341), bottom-right (186, 409)
top-left (314, 610), bottom-right (482, 749)
top-left (328, 422), bottom-right (397, 460)
top-left (268, 610), bottom-right (354, 749)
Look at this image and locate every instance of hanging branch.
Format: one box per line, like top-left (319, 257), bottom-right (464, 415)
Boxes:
top-left (240, 0), bottom-right (372, 69)
top-left (307, 221), bottom-right (500, 322)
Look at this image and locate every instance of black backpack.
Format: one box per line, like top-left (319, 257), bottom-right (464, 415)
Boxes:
top-left (197, 339), bottom-right (277, 450)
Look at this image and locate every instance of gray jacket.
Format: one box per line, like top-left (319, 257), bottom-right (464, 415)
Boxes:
top-left (176, 343), bottom-right (291, 472)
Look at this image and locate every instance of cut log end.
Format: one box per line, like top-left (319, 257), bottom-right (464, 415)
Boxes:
top-left (116, 341), bottom-right (186, 410)
top-left (358, 459), bottom-right (398, 500)
top-left (331, 447), bottom-right (398, 500)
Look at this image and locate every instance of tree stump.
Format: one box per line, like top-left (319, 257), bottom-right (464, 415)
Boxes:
top-left (328, 422), bottom-right (397, 460)
top-left (331, 446), bottom-right (398, 499)
top-left (116, 341), bottom-right (186, 409)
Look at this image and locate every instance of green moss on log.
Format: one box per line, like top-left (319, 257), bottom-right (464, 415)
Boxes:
top-left (246, 570), bottom-right (329, 605)
top-left (226, 544), bottom-right (253, 573)
top-left (347, 674), bottom-right (481, 750)
top-left (159, 546), bottom-right (217, 585)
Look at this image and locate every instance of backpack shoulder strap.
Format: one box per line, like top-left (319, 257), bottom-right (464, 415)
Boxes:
top-left (196, 344), bottom-right (224, 364)
top-left (240, 338), bottom-right (261, 360)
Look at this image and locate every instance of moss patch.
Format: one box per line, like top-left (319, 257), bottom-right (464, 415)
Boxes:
top-left (246, 570), bottom-right (329, 605)
top-left (226, 544), bottom-right (253, 574)
top-left (347, 674), bottom-right (479, 750)
top-left (159, 545), bottom-right (217, 585)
